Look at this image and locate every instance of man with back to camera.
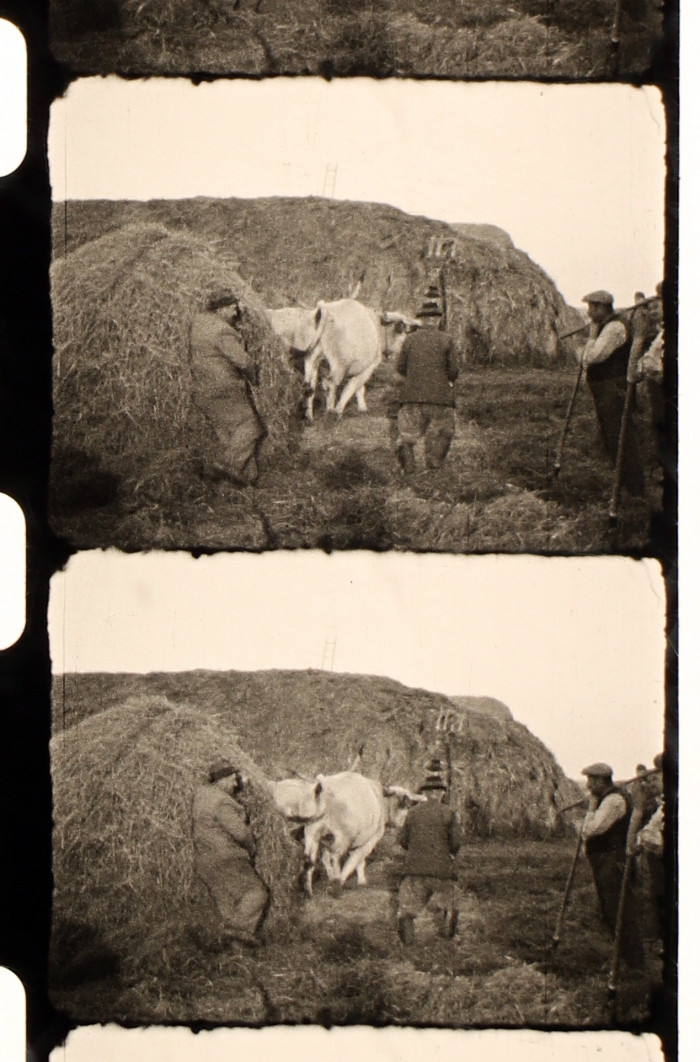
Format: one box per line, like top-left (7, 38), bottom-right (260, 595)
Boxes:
top-left (580, 762), bottom-right (645, 970)
top-left (393, 292), bottom-right (460, 474)
top-left (580, 290), bottom-right (645, 497)
top-left (396, 763), bottom-right (461, 944)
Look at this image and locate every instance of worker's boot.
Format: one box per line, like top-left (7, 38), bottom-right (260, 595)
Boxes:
top-left (398, 443), bottom-right (416, 475)
top-left (398, 916), bottom-right (416, 945)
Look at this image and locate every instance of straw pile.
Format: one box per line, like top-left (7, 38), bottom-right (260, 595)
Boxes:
top-left (53, 198), bottom-right (572, 368)
top-left (51, 695), bottom-right (302, 977)
top-left (56, 670), bottom-right (582, 839)
top-left (51, 222), bottom-right (300, 507)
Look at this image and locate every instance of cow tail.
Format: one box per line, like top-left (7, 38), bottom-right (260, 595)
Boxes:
top-left (312, 301), bottom-right (326, 346)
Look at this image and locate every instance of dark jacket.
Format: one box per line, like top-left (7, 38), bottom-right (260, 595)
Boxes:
top-left (193, 784), bottom-right (256, 870)
top-left (396, 328), bottom-right (459, 406)
top-left (397, 799), bottom-right (461, 879)
top-left (586, 315), bottom-right (632, 383)
top-left (584, 785), bottom-right (633, 859)
top-left (189, 312), bottom-right (256, 396)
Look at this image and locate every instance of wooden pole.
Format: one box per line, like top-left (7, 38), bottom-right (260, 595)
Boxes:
top-left (607, 377), bottom-right (636, 529)
top-left (551, 360), bottom-right (584, 478)
top-left (438, 266), bottom-right (448, 332)
top-left (551, 821), bottom-right (586, 949)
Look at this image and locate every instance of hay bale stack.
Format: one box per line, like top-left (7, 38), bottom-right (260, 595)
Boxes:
top-left (53, 198), bottom-right (572, 368)
top-left (51, 222), bottom-right (300, 499)
top-left (51, 695), bottom-right (301, 975)
top-left (57, 671), bottom-right (581, 838)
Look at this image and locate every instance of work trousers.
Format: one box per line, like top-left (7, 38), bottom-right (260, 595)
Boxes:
top-left (197, 857), bottom-right (270, 938)
top-left (191, 379), bottom-right (265, 484)
top-left (587, 850), bottom-right (645, 968)
top-left (586, 375), bottom-right (644, 496)
top-left (395, 404), bottom-right (455, 471)
top-left (398, 875), bottom-right (456, 915)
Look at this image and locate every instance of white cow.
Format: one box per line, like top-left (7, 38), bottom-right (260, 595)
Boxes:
top-left (272, 771), bottom-right (425, 894)
top-left (267, 300), bottom-right (419, 421)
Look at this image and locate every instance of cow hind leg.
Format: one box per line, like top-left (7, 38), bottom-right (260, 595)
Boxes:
top-left (320, 845), bottom-right (342, 881)
top-left (303, 358), bottom-right (321, 422)
top-left (323, 378), bottom-right (338, 413)
top-left (335, 363), bottom-right (378, 419)
top-left (355, 385), bottom-right (368, 413)
top-left (338, 829), bottom-right (383, 885)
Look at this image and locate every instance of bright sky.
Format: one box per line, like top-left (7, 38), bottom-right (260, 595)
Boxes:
top-left (49, 552), bottom-right (666, 781)
top-left (49, 79), bottom-right (665, 307)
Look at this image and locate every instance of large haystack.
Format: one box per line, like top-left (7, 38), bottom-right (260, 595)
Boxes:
top-left (54, 198), bottom-right (572, 368)
top-left (51, 222), bottom-right (300, 500)
top-left (51, 695), bottom-right (302, 977)
top-left (56, 670), bottom-right (582, 839)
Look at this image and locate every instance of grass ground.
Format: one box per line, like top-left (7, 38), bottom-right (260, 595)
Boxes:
top-left (49, 0), bottom-right (664, 78)
top-left (49, 837), bottom-right (664, 1027)
top-left (50, 366), bottom-right (665, 554)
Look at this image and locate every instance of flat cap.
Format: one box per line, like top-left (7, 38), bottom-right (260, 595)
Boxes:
top-left (582, 290), bottom-right (614, 306)
top-left (206, 289), bottom-right (239, 312)
top-left (208, 757), bottom-right (236, 783)
top-left (581, 762), bottom-right (613, 779)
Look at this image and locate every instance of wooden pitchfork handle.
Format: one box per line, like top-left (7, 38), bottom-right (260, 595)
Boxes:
top-left (551, 819), bottom-right (586, 949)
top-left (607, 844), bottom-right (637, 1000)
top-left (608, 299), bottom-right (650, 529)
top-left (552, 360), bottom-right (585, 478)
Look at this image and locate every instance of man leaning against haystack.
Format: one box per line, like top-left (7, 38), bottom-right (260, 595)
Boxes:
top-left (192, 759), bottom-right (270, 948)
top-left (189, 290), bottom-right (267, 486)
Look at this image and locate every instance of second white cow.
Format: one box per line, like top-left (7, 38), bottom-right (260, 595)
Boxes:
top-left (267, 299), bottom-right (418, 421)
top-left (272, 771), bottom-right (425, 894)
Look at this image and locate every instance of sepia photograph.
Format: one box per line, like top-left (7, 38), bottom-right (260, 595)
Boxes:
top-left (49, 80), bottom-right (667, 556)
top-left (48, 0), bottom-right (667, 80)
top-left (48, 551), bottom-right (668, 1029)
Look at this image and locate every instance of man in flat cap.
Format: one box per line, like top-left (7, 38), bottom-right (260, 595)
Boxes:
top-left (580, 290), bottom-right (645, 497)
top-left (393, 295), bottom-right (460, 474)
top-left (632, 283), bottom-right (665, 449)
top-left (189, 291), bottom-right (266, 486)
top-left (192, 758), bottom-right (269, 947)
top-left (581, 762), bottom-right (644, 969)
top-left (396, 766), bottom-right (461, 944)
top-left (634, 752), bottom-right (665, 946)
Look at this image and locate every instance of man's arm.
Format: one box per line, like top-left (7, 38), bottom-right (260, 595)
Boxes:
top-left (216, 327), bottom-right (256, 378)
top-left (582, 320), bottom-right (628, 368)
top-left (637, 330), bottom-right (664, 383)
top-left (637, 804), bottom-right (664, 856)
top-left (581, 793), bottom-right (628, 839)
top-left (627, 309), bottom-right (655, 382)
top-left (216, 799), bottom-right (256, 853)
